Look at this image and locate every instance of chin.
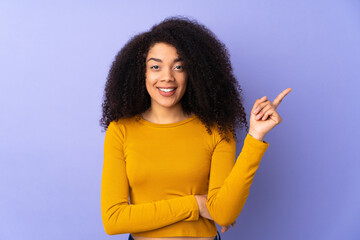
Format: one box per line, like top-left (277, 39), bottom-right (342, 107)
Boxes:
top-left (155, 99), bottom-right (181, 108)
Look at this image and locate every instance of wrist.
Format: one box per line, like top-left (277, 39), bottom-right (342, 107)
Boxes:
top-left (194, 195), bottom-right (201, 210)
top-left (248, 129), bottom-right (265, 142)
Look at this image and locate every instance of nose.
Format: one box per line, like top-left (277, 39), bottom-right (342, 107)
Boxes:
top-left (160, 67), bottom-right (175, 82)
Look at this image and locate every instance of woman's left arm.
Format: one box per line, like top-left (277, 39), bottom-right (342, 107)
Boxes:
top-left (205, 88), bottom-right (292, 227)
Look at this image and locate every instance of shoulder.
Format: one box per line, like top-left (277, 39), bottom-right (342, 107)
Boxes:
top-left (190, 116), bottom-right (236, 150)
top-left (107, 115), bottom-right (139, 138)
top-left (109, 115), bottom-right (138, 127)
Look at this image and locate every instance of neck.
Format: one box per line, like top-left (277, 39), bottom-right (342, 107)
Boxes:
top-left (141, 103), bottom-right (192, 124)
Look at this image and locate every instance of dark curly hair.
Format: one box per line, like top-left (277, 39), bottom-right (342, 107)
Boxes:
top-left (100, 15), bottom-right (249, 142)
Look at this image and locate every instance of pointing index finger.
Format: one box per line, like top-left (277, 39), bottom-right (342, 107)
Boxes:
top-left (272, 88), bottom-right (292, 109)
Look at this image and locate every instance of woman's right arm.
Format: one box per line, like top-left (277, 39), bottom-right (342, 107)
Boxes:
top-left (101, 122), bottom-right (200, 235)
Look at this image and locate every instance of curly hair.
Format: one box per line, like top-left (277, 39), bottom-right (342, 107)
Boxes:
top-left (100, 15), bottom-right (249, 142)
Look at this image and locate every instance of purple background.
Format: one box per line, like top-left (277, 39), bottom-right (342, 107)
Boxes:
top-left (1, 1), bottom-right (359, 239)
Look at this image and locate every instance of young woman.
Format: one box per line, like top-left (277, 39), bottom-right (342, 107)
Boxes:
top-left (100, 16), bottom-right (291, 240)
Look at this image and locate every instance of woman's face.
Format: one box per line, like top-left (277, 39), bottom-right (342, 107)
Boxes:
top-left (145, 42), bottom-right (187, 111)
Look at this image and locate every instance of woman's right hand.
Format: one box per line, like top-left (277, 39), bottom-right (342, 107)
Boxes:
top-left (194, 194), bottom-right (236, 233)
top-left (194, 194), bottom-right (213, 220)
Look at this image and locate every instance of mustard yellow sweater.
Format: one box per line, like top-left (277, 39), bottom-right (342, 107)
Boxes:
top-left (101, 114), bottom-right (269, 237)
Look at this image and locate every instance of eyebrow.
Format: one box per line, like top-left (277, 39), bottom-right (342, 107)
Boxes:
top-left (147, 57), bottom-right (183, 63)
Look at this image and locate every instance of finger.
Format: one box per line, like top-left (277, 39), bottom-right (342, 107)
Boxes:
top-left (255, 104), bottom-right (272, 120)
top-left (253, 99), bottom-right (271, 115)
top-left (221, 226), bottom-right (230, 233)
top-left (263, 109), bottom-right (281, 123)
top-left (251, 96), bottom-right (267, 113)
top-left (261, 108), bottom-right (275, 121)
top-left (272, 88), bottom-right (292, 109)
top-left (261, 109), bottom-right (271, 121)
top-left (257, 105), bottom-right (274, 120)
top-left (254, 101), bottom-right (271, 115)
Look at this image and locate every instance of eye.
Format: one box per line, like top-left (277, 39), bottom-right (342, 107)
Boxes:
top-left (150, 65), bottom-right (159, 70)
top-left (175, 65), bottom-right (184, 70)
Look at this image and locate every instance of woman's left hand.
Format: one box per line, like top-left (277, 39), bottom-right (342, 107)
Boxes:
top-left (221, 220), bottom-right (236, 233)
top-left (249, 88), bottom-right (292, 141)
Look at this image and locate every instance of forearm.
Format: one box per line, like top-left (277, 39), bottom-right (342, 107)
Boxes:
top-left (206, 133), bottom-right (269, 226)
top-left (101, 195), bottom-right (199, 235)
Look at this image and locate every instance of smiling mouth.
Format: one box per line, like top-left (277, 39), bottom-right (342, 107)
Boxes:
top-left (157, 87), bottom-right (177, 93)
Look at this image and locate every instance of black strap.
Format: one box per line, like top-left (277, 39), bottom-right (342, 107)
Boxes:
top-left (217, 230), bottom-right (222, 240)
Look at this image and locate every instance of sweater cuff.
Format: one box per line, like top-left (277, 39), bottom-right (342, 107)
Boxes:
top-left (246, 133), bottom-right (269, 149)
top-left (183, 195), bottom-right (200, 221)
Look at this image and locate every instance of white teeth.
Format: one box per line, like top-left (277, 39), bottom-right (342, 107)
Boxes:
top-left (159, 88), bottom-right (175, 92)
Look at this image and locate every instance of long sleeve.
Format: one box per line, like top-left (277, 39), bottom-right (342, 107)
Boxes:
top-left (206, 133), bottom-right (269, 226)
top-left (101, 121), bottom-right (200, 235)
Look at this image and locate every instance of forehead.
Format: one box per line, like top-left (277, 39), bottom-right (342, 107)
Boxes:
top-left (146, 42), bottom-right (181, 59)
